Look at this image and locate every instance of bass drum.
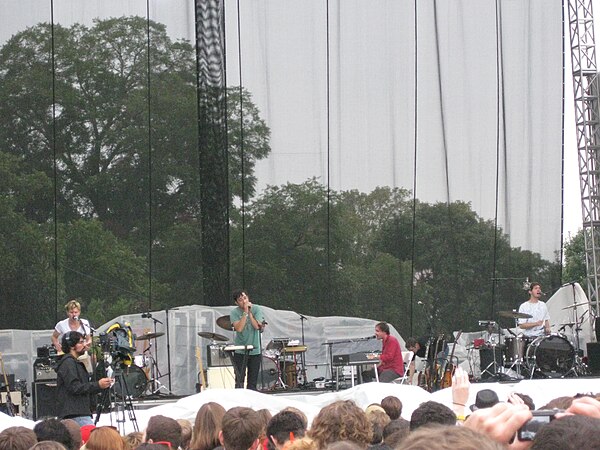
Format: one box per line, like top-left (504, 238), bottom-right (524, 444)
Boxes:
top-left (257, 356), bottom-right (280, 391)
top-left (525, 334), bottom-right (575, 377)
top-left (96, 362), bottom-right (148, 398)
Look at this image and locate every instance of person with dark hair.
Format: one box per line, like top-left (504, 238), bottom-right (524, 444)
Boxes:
top-left (0, 426), bottom-right (38, 450)
top-left (518, 282), bottom-right (551, 337)
top-left (380, 396), bottom-right (402, 420)
top-left (219, 407), bottom-right (263, 450)
top-left (409, 401), bottom-right (457, 431)
top-left (55, 331), bottom-right (112, 426)
top-left (60, 419), bottom-right (82, 450)
top-left (530, 414), bottom-right (600, 450)
top-left (363, 322), bottom-right (404, 383)
top-left (382, 419), bottom-right (409, 449)
top-left (230, 290), bottom-right (266, 390)
top-left (33, 418), bottom-right (74, 450)
top-left (266, 410), bottom-right (306, 450)
top-left (145, 415), bottom-right (183, 449)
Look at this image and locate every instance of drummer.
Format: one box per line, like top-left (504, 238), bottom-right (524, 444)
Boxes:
top-left (517, 282), bottom-right (551, 337)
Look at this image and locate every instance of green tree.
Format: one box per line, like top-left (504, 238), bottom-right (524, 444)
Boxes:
top-left (563, 229), bottom-right (586, 288)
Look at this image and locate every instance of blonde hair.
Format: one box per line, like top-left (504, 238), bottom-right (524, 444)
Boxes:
top-left (64, 299), bottom-right (81, 312)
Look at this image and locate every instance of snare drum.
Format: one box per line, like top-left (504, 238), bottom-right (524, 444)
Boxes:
top-left (525, 334), bottom-right (575, 376)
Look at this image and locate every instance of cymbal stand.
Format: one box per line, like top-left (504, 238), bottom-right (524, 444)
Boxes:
top-left (298, 314), bottom-right (308, 387)
top-left (142, 314), bottom-right (169, 396)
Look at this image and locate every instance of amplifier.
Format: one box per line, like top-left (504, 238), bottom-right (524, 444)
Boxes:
top-left (332, 354), bottom-right (349, 367)
top-left (32, 382), bottom-right (58, 420)
top-left (207, 345), bottom-right (231, 367)
top-left (34, 364), bottom-right (57, 382)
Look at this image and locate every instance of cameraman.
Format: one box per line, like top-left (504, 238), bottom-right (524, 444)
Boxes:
top-left (55, 331), bottom-right (112, 426)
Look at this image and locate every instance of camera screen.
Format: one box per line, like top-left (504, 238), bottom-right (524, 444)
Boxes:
top-left (518, 415), bottom-right (552, 441)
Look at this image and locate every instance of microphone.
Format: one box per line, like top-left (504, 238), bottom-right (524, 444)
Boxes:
top-left (141, 312), bottom-right (152, 319)
top-left (73, 316), bottom-right (80, 322)
top-left (262, 320), bottom-right (268, 326)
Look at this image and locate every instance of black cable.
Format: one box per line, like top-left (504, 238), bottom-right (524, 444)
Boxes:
top-left (50, 0), bottom-right (59, 326)
top-left (237, 0), bottom-right (246, 288)
top-left (409, 0), bottom-right (419, 337)
top-left (146, 0), bottom-right (153, 311)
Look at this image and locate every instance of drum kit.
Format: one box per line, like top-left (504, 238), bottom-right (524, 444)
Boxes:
top-left (472, 306), bottom-right (587, 380)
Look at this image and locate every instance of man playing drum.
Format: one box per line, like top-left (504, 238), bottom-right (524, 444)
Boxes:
top-left (518, 282), bottom-right (551, 337)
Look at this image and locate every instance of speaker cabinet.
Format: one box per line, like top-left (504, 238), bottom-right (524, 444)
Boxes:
top-left (478, 346), bottom-right (504, 380)
top-left (587, 342), bottom-right (600, 375)
top-left (206, 366), bottom-right (235, 389)
top-left (33, 382), bottom-right (58, 420)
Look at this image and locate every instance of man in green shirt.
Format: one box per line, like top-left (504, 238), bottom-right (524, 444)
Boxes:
top-left (230, 289), bottom-right (266, 390)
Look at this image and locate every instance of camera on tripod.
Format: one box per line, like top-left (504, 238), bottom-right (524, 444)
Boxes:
top-left (99, 322), bottom-right (136, 367)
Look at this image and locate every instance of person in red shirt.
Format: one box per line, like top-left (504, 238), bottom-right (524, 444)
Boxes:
top-left (364, 322), bottom-right (405, 382)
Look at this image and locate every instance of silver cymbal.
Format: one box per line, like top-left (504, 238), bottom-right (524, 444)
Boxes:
top-left (561, 301), bottom-right (589, 310)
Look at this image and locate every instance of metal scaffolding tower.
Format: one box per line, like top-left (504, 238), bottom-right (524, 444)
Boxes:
top-left (568, 0), bottom-right (600, 329)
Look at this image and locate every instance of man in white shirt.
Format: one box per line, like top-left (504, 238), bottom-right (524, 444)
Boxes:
top-left (518, 282), bottom-right (551, 337)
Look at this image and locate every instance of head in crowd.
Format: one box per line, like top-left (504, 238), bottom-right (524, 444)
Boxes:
top-left (366, 409), bottom-right (390, 445)
top-left (0, 426), bottom-right (38, 450)
top-left (308, 400), bottom-right (372, 449)
top-left (60, 419), bottom-right (82, 450)
top-left (190, 402), bottom-right (226, 450)
top-left (380, 395), bottom-right (402, 420)
top-left (375, 322), bottom-right (390, 335)
top-left (281, 407), bottom-right (308, 430)
top-left (86, 426), bottom-right (125, 450)
top-left (410, 401), bottom-right (457, 431)
top-left (124, 431), bottom-right (144, 450)
top-left (257, 409), bottom-right (272, 442)
top-left (30, 442), bottom-right (68, 450)
top-left (539, 396), bottom-right (574, 410)
top-left (266, 410), bottom-right (306, 449)
top-left (530, 414), bottom-right (600, 450)
top-left (514, 393), bottom-right (535, 410)
top-left (64, 299), bottom-right (82, 314)
top-left (325, 442), bottom-right (362, 450)
top-left (145, 415), bottom-right (182, 449)
top-left (176, 419), bottom-right (193, 450)
top-left (34, 418), bottom-right (74, 450)
top-left (60, 330), bottom-right (85, 354)
top-left (470, 389), bottom-right (499, 411)
top-left (401, 424), bottom-right (505, 450)
top-left (135, 445), bottom-right (170, 450)
top-left (220, 407), bottom-right (263, 450)
top-left (382, 419), bottom-right (410, 448)
top-left (285, 437), bottom-right (316, 450)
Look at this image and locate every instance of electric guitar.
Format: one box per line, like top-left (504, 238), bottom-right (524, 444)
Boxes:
top-left (0, 352), bottom-right (16, 417)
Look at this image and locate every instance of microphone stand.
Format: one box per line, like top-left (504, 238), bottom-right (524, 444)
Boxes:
top-left (299, 314), bottom-right (308, 388)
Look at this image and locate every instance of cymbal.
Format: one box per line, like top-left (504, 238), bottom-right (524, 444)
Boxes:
top-left (136, 332), bottom-right (165, 341)
top-left (216, 315), bottom-right (233, 331)
top-left (561, 301), bottom-right (589, 310)
top-left (198, 331), bottom-right (228, 342)
top-left (498, 310), bottom-right (532, 319)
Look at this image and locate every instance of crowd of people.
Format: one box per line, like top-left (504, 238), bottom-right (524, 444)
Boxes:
top-left (2, 365), bottom-right (600, 449)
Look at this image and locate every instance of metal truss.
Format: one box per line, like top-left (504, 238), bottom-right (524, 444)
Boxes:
top-left (568, 0), bottom-right (600, 327)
